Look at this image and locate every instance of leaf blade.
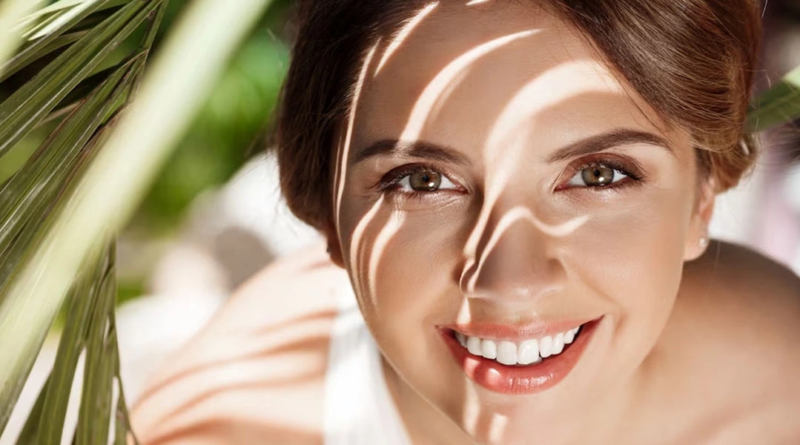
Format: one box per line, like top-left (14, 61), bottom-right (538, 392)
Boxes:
top-left (76, 247), bottom-right (116, 445)
top-left (747, 65), bottom-right (800, 132)
top-left (0, 56), bottom-right (141, 279)
top-left (36, 250), bottom-right (110, 445)
top-left (0, 0), bottom-right (158, 159)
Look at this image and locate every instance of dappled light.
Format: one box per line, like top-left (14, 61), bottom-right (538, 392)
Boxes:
top-left (325, 2), bottom-right (734, 443)
top-left (397, 30), bottom-right (540, 142)
top-left (333, 40), bottom-right (382, 231)
top-left (374, 2), bottom-right (440, 77)
top-left (3, 0), bottom-right (798, 443)
top-left (461, 206), bottom-right (588, 294)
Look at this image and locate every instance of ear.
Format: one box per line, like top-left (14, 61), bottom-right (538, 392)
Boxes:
top-left (322, 221), bottom-right (346, 269)
top-left (683, 177), bottom-right (716, 261)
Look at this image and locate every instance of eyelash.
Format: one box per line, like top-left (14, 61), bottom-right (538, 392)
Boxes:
top-left (557, 155), bottom-right (645, 192)
top-left (375, 163), bottom-right (464, 198)
top-left (375, 155), bottom-right (645, 197)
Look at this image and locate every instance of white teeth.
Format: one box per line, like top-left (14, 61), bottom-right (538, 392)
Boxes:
top-left (552, 333), bottom-right (565, 355)
top-left (481, 339), bottom-right (497, 359)
top-left (517, 339), bottom-right (540, 365)
top-left (456, 324), bottom-right (583, 366)
top-left (467, 336), bottom-right (482, 356)
top-left (456, 332), bottom-right (467, 347)
top-left (539, 336), bottom-right (553, 358)
top-left (497, 341), bottom-right (517, 365)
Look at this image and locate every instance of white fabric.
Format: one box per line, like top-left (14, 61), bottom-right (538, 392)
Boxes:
top-left (323, 285), bottom-right (413, 445)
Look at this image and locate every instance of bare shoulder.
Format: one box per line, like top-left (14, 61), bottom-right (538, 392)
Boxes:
top-left (668, 240), bottom-right (800, 442)
top-left (131, 244), bottom-right (350, 445)
top-left (680, 240), bottom-right (800, 335)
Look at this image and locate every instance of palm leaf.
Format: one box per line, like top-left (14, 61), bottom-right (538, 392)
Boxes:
top-left (0, 0), bottom-right (44, 72)
top-left (0, 0), bottom-right (164, 437)
top-left (0, 0), bottom-right (277, 441)
top-left (76, 248), bottom-right (117, 445)
top-left (0, 0), bottom-right (160, 160)
top-left (747, 65), bottom-right (800, 132)
top-left (0, 56), bottom-right (141, 275)
top-left (13, 374), bottom-right (49, 444)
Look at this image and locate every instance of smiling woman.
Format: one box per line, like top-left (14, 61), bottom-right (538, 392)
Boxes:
top-left (131, 1), bottom-right (800, 444)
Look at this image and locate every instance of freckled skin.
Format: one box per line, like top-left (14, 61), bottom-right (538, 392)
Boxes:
top-left (130, 3), bottom-right (800, 445)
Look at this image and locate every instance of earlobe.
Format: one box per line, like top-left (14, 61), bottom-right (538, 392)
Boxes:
top-left (683, 178), bottom-right (716, 261)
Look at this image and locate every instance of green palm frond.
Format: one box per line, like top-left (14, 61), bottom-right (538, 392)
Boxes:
top-left (748, 65), bottom-right (800, 132)
top-left (0, 0), bottom-right (160, 160)
top-left (0, 0), bottom-right (277, 442)
top-left (0, 0), bottom-right (44, 71)
top-left (0, 1), bottom-right (167, 439)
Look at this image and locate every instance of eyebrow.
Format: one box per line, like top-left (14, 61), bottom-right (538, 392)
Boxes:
top-left (351, 139), bottom-right (472, 166)
top-left (546, 129), bottom-right (673, 163)
top-left (351, 129), bottom-right (671, 166)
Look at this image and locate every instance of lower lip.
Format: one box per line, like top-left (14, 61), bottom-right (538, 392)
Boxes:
top-left (439, 319), bottom-right (600, 395)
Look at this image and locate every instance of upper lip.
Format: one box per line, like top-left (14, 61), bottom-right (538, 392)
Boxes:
top-left (439, 316), bottom-right (599, 341)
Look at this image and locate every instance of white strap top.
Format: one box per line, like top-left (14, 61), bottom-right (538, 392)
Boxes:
top-left (323, 283), bottom-right (413, 445)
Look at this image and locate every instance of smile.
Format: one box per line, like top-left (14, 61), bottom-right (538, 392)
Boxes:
top-left (454, 325), bottom-right (581, 366)
top-left (438, 318), bottom-right (601, 395)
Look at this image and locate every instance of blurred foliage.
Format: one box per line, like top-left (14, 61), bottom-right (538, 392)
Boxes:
top-left (132, 0), bottom-right (292, 234)
top-left (0, 0), bottom-right (171, 438)
top-left (0, 0), bottom-right (282, 440)
top-left (0, 0), bottom-right (294, 236)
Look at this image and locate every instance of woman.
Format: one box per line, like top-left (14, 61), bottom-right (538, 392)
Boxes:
top-left (132, 0), bottom-right (800, 443)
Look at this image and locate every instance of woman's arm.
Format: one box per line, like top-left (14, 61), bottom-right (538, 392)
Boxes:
top-left (131, 245), bottom-right (345, 445)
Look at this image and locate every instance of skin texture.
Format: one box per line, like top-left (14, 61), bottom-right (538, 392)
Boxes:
top-left (131, 2), bottom-right (800, 444)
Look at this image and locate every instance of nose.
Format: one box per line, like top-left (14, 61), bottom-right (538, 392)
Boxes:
top-left (461, 205), bottom-right (567, 304)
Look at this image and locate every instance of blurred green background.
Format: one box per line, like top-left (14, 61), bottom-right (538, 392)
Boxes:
top-left (132, 0), bottom-right (292, 233)
top-left (0, 0), bottom-right (302, 306)
top-left (113, 0), bottom-right (295, 303)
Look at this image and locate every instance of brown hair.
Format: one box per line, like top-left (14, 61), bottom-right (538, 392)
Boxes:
top-left (273, 0), bottom-right (763, 230)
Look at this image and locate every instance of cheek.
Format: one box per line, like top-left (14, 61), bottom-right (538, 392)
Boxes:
top-left (339, 199), bottom-right (472, 409)
top-left (339, 199), bottom-right (470, 332)
top-left (557, 186), bottom-right (693, 360)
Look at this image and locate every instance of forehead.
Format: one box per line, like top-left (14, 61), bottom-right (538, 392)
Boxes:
top-left (351, 1), bottom-right (670, 157)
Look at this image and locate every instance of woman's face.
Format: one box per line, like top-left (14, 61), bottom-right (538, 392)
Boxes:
top-left (331, 1), bottom-right (712, 443)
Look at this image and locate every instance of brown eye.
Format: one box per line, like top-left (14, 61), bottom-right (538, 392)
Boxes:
top-left (390, 167), bottom-right (459, 194)
top-left (408, 170), bottom-right (442, 191)
top-left (567, 162), bottom-right (629, 188)
top-left (581, 165), bottom-right (615, 186)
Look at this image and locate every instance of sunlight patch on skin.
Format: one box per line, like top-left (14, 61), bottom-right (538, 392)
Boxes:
top-left (334, 40), bottom-right (381, 241)
top-left (456, 298), bottom-right (474, 324)
top-left (462, 378), bottom-right (482, 437)
top-left (366, 211), bottom-right (407, 308)
top-left (466, 0), bottom-right (493, 5)
top-left (398, 29), bottom-right (540, 142)
top-left (374, 2), bottom-right (439, 77)
top-left (348, 196), bottom-right (385, 298)
top-left (331, 131), bottom-right (346, 223)
top-left (461, 60), bottom-right (617, 288)
top-left (488, 413), bottom-right (509, 444)
top-left (465, 206), bottom-right (589, 292)
top-left (428, 67), bottom-right (471, 124)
